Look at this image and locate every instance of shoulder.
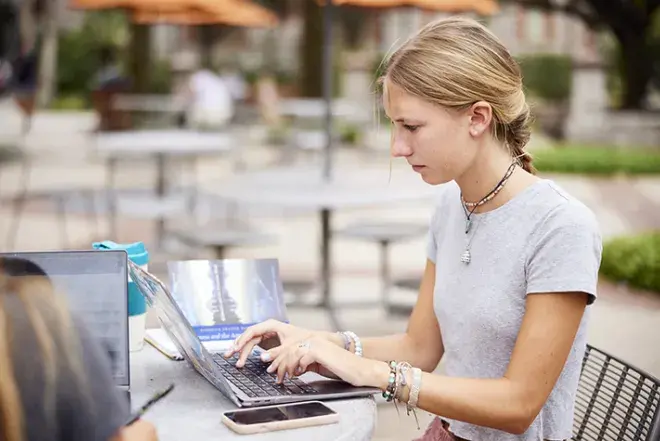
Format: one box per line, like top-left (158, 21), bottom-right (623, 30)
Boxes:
top-left (532, 180), bottom-right (601, 236)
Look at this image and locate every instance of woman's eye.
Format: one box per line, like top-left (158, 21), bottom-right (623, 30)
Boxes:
top-left (403, 124), bottom-right (419, 132)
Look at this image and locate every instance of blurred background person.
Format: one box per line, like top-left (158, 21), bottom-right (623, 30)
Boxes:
top-left (176, 64), bottom-right (235, 131)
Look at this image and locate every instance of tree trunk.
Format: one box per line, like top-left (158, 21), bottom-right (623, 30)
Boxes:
top-left (197, 25), bottom-right (213, 70)
top-left (300, 0), bottom-right (323, 98)
top-left (618, 31), bottom-right (653, 109)
top-left (36, 0), bottom-right (58, 108)
top-left (129, 23), bottom-right (151, 93)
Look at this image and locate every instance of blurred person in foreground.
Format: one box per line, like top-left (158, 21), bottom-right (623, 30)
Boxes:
top-left (0, 257), bottom-right (157, 441)
top-left (225, 17), bottom-right (602, 441)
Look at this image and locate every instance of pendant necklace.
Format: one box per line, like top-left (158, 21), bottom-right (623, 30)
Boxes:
top-left (460, 162), bottom-right (517, 264)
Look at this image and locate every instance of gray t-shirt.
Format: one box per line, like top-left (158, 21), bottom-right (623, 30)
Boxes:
top-left (5, 294), bottom-right (129, 441)
top-left (427, 179), bottom-right (602, 441)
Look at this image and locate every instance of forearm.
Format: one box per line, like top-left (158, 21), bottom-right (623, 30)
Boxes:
top-left (319, 331), bottom-right (441, 373)
top-left (367, 364), bottom-right (531, 435)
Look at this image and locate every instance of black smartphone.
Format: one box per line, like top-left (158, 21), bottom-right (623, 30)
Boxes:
top-left (222, 401), bottom-right (339, 434)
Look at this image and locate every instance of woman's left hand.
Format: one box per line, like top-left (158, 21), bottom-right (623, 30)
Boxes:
top-left (261, 336), bottom-right (386, 389)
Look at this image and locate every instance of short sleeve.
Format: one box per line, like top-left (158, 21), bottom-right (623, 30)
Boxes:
top-left (57, 317), bottom-right (130, 441)
top-left (525, 206), bottom-right (602, 305)
top-left (427, 183), bottom-right (456, 264)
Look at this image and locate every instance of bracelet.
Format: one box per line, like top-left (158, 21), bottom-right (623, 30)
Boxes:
top-left (396, 362), bottom-right (412, 401)
top-left (336, 331), bottom-right (351, 351)
top-left (407, 367), bottom-right (422, 410)
top-left (383, 361), bottom-right (397, 401)
top-left (342, 331), bottom-right (363, 357)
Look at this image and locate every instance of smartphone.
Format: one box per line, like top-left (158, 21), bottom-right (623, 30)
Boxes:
top-left (221, 401), bottom-right (339, 435)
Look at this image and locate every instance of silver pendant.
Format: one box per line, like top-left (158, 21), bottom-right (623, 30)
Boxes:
top-left (460, 249), bottom-right (471, 264)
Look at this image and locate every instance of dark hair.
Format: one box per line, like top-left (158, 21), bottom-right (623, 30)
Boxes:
top-left (0, 257), bottom-right (49, 278)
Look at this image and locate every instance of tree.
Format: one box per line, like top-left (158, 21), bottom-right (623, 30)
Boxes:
top-left (508, 0), bottom-right (660, 110)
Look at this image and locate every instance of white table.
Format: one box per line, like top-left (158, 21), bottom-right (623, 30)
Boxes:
top-left (210, 166), bottom-right (436, 329)
top-left (94, 130), bottom-right (235, 247)
top-left (130, 345), bottom-right (377, 441)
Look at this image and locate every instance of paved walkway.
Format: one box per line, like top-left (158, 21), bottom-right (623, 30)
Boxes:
top-left (2, 103), bottom-right (659, 440)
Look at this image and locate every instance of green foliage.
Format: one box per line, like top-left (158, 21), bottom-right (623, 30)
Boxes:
top-left (147, 59), bottom-right (172, 94)
top-left (56, 11), bottom-right (171, 98)
top-left (600, 232), bottom-right (660, 293)
top-left (57, 11), bottom-right (128, 96)
top-left (49, 94), bottom-right (88, 111)
top-left (533, 145), bottom-right (660, 175)
top-left (339, 123), bottom-right (362, 145)
top-left (518, 54), bottom-right (573, 103)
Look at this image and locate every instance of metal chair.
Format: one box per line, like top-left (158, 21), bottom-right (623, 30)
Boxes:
top-left (574, 344), bottom-right (660, 440)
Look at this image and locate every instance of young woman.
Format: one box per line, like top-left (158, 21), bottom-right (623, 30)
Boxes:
top-left (225, 17), bottom-right (602, 441)
top-left (0, 257), bottom-right (158, 441)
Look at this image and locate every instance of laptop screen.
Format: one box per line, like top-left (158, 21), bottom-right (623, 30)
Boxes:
top-left (0, 251), bottom-right (130, 388)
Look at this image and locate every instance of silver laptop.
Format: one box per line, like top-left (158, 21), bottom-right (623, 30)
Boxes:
top-left (127, 259), bottom-right (380, 408)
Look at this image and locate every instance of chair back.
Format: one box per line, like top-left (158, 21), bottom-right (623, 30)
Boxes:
top-left (573, 344), bottom-right (660, 440)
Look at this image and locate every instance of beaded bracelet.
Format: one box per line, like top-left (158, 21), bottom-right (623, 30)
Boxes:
top-left (336, 331), bottom-right (351, 351)
top-left (342, 331), bottom-right (363, 357)
top-left (383, 361), bottom-right (397, 401)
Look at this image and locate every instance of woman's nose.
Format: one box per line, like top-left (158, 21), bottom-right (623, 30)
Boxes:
top-left (391, 134), bottom-right (412, 158)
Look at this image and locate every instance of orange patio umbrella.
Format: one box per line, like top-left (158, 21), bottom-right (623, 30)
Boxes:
top-left (319, 0), bottom-right (498, 15)
top-left (69, 0), bottom-right (279, 27)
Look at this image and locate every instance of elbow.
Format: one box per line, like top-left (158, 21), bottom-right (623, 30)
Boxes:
top-left (500, 400), bottom-right (541, 435)
top-left (405, 335), bottom-right (442, 372)
top-left (504, 418), bottom-right (533, 436)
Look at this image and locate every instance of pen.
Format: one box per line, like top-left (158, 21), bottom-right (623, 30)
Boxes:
top-left (125, 383), bottom-right (175, 426)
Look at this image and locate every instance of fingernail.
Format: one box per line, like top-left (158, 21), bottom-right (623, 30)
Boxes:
top-left (260, 352), bottom-right (271, 362)
top-left (267, 365), bottom-right (275, 373)
top-left (223, 350), bottom-right (231, 358)
top-left (236, 361), bottom-right (244, 368)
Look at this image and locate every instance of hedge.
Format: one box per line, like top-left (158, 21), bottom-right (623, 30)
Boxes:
top-left (533, 146), bottom-right (660, 175)
top-left (600, 232), bottom-right (660, 293)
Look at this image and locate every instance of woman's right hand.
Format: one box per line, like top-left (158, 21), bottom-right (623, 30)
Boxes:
top-left (112, 419), bottom-right (158, 441)
top-left (223, 319), bottom-right (317, 368)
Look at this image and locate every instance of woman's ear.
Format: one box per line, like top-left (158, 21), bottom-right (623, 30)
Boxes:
top-left (468, 101), bottom-right (493, 137)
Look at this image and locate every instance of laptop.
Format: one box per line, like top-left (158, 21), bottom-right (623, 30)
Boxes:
top-left (0, 251), bottom-right (130, 397)
top-left (127, 258), bottom-right (380, 408)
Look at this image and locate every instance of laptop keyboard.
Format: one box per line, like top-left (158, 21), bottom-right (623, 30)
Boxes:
top-left (213, 353), bottom-right (318, 398)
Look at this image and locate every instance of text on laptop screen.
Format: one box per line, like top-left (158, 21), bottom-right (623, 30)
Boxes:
top-left (2, 251), bottom-right (129, 387)
top-left (167, 259), bottom-right (288, 342)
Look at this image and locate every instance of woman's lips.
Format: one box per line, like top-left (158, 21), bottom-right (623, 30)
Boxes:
top-left (412, 165), bottom-right (426, 172)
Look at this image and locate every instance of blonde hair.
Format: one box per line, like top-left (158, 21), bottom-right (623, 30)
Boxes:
top-left (382, 16), bottom-right (536, 174)
top-left (0, 270), bottom-right (89, 441)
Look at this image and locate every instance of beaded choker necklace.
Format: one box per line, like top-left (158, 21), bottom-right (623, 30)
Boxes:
top-left (459, 161), bottom-right (517, 264)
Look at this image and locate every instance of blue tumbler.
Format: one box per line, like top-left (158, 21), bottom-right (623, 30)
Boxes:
top-left (93, 240), bottom-right (149, 351)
